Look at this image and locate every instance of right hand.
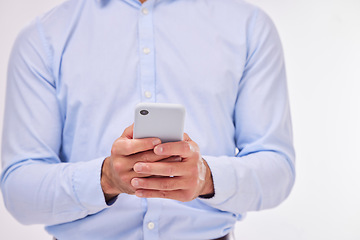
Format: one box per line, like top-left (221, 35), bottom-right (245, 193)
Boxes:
top-left (101, 124), bottom-right (170, 202)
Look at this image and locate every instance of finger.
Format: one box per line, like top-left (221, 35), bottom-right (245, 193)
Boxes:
top-left (183, 133), bottom-right (191, 142)
top-left (110, 157), bottom-right (153, 178)
top-left (157, 155), bottom-right (182, 162)
top-left (128, 150), bottom-right (172, 163)
top-left (112, 137), bottom-right (161, 156)
top-left (131, 176), bottom-right (185, 191)
top-left (135, 189), bottom-right (193, 202)
top-left (133, 161), bottom-right (187, 176)
top-left (121, 124), bottom-right (135, 139)
top-left (153, 141), bottom-right (198, 158)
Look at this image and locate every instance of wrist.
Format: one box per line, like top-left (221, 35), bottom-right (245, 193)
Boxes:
top-left (199, 158), bottom-right (215, 198)
top-left (101, 157), bottom-right (120, 203)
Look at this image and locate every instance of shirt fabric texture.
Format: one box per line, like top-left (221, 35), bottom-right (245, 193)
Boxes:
top-left (1, 0), bottom-right (295, 239)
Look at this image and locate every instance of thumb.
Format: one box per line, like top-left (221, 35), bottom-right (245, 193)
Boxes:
top-left (121, 124), bottom-right (134, 139)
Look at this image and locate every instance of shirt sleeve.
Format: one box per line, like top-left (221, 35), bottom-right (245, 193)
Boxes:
top-left (1, 19), bottom-right (109, 225)
top-left (199, 9), bottom-right (295, 214)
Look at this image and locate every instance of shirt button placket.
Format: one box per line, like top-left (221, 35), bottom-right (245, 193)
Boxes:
top-left (147, 221), bottom-right (155, 230)
top-left (138, 3), bottom-right (156, 103)
top-left (143, 199), bottom-right (161, 240)
top-left (142, 7), bottom-right (149, 15)
top-left (143, 47), bottom-right (151, 55)
top-left (138, 4), bottom-right (159, 238)
top-left (144, 91), bottom-right (152, 99)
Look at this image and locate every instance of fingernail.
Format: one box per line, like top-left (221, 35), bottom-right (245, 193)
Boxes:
top-left (132, 178), bottom-right (139, 187)
top-left (153, 139), bottom-right (161, 146)
top-left (155, 146), bottom-right (163, 154)
top-left (134, 163), bottom-right (144, 172)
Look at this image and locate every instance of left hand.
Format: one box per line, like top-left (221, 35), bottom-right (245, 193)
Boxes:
top-left (131, 133), bottom-right (214, 202)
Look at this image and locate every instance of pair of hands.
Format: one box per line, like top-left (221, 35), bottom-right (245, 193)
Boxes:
top-left (101, 125), bottom-right (214, 203)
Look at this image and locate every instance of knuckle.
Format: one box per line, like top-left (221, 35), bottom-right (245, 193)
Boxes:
top-left (160, 181), bottom-right (169, 190)
top-left (112, 161), bottom-right (120, 173)
top-left (161, 180), bottom-right (173, 190)
top-left (122, 140), bottom-right (133, 154)
top-left (167, 166), bottom-right (174, 176)
top-left (111, 146), bottom-right (116, 156)
top-left (140, 153), bottom-right (150, 162)
top-left (111, 142), bottom-right (120, 156)
top-left (112, 160), bottom-right (124, 174)
top-left (160, 191), bottom-right (168, 198)
top-left (112, 139), bottom-right (133, 156)
top-left (119, 174), bottom-right (130, 184)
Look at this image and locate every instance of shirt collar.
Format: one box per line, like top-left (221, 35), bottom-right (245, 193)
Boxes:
top-left (95, 0), bottom-right (155, 7)
top-left (95, 0), bottom-right (154, 4)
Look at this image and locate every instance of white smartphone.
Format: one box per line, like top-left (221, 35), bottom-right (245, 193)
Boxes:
top-left (133, 103), bottom-right (186, 143)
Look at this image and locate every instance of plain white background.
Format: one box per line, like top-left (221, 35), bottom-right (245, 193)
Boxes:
top-left (0, 0), bottom-right (359, 239)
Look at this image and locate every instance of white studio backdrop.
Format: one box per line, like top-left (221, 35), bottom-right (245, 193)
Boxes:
top-left (0, 0), bottom-right (359, 239)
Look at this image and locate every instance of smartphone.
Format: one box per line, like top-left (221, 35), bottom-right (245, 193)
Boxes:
top-left (133, 103), bottom-right (186, 143)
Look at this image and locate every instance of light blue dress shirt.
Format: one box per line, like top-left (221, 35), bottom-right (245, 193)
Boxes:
top-left (1, 0), bottom-right (295, 239)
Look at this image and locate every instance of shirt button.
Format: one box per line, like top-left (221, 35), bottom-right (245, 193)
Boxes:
top-left (147, 222), bottom-right (155, 230)
top-left (144, 91), bottom-right (152, 99)
top-left (143, 47), bottom-right (151, 55)
top-left (142, 8), bottom-right (149, 15)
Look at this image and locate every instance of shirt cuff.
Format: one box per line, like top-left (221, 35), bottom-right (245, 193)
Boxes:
top-left (72, 157), bottom-right (110, 214)
top-left (199, 155), bottom-right (237, 206)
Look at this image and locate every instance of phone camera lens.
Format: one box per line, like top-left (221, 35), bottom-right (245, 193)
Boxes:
top-left (140, 110), bottom-right (149, 115)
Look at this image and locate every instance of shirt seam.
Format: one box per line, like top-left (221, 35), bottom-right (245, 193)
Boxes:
top-left (35, 18), bottom-right (55, 87)
top-left (244, 7), bottom-right (260, 69)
